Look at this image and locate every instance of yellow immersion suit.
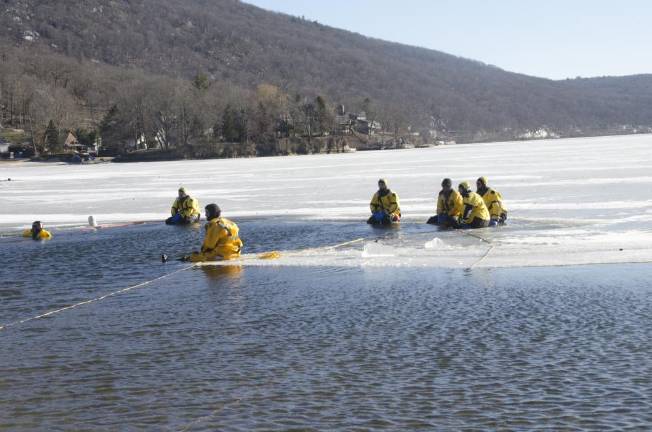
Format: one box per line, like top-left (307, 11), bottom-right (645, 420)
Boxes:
top-left (437, 189), bottom-right (464, 217)
top-left (480, 188), bottom-right (507, 220)
top-left (171, 196), bottom-right (201, 219)
top-left (370, 191), bottom-right (401, 219)
top-left (190, 217), bottom-right (243, 262)
top-left (461, 192), bottom-right (490, 224)
top-left (22, 229), bottom-right (52, 240)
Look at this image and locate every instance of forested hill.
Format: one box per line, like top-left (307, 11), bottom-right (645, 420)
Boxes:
top-left (2, 0), bottom-right (652, 146)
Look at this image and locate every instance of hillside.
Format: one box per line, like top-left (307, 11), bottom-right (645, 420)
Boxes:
top-left (1, 0), bottom-right (652, 155)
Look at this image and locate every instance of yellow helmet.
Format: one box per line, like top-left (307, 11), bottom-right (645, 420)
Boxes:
top-left (459, 181), bottom-right (471, 192)
top-left (477, 176), bottom-right (488, 186)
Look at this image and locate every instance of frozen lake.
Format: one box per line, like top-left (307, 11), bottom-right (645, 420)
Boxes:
top-left (2, 135), bottom-right (652, 430)
top-left (2, 134), bottom-right (652, 268)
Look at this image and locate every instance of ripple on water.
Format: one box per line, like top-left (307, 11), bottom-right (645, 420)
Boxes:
top-left (1, 222), bottom-right (652, 430)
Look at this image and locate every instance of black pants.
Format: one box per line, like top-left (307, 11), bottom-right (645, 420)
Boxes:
top-left (427, 214), bottom-right (457, 228)
top-left (165, 214), bottom-right (199, 225)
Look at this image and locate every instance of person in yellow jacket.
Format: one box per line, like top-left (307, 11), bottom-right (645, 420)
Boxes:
top-left (166, 187), bottom-right (200, 225)
top-left (427, 178), bottom-right (463, 227)
top-left (457, 182), bottom-right (490, 229)
top-left (22, 221), bottom-right (52, 240)
top-left (367, 178), bottom-right (401, 225)
top-left (183, 204), bottom-right (243, 262)
top-left (476, 176), bottom-right (507, 226)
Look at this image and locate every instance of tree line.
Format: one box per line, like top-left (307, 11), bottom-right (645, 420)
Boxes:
top-left (3, 0), bottom-right (652, 157)
top-left (0, 45), bottom-right (385, 159)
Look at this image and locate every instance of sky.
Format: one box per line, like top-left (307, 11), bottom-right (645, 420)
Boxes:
top-left (244, 0), bottom-right (652, 80)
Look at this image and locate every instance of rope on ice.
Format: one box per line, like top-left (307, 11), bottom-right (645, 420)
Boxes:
top-left (461, 229), bottom-right (496, 269)
top-left (0, 264), bottom-right (197, 332)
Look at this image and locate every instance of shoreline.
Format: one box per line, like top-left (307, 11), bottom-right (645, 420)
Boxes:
top-left (3, 132), bottom-right (650, 165)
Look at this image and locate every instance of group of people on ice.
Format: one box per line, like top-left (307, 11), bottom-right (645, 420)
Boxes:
top-left (367, 177), bottom-right (507, 229)
top-left (23, 177), bottom-right (506, 263)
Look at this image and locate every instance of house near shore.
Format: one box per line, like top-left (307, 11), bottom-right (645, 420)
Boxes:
top-left (63, 131), bottom-right (99, 154)
top-left (64, 132), bottom-right (80, 149)
top-left (124, 129), bottom-right (167, 151)
top-left (0, 141), bottom-right (10, 155)
top-left (334, 106), bottom-right (382, 135)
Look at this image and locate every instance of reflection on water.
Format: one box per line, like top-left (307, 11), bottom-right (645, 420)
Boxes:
top-left (1, 220), bottom-right (652, 430)
top-left (199, 265), bottom-right (243, 280)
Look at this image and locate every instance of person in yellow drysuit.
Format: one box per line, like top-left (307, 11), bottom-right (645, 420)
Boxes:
top-left (22, 221), bottom-right (52, 240)
top-left (427, 178), bottom-right (463, 228)
top-left (476, 176), bottom-right (507, 226)
top-left (457, 182), bottom-right (490, 229)
top-left (166, 187), bottom-right (200, 225)
top-left (183, 204), bottom-right (243, 262)
top-left (367, 178), bottom-right (401, 225)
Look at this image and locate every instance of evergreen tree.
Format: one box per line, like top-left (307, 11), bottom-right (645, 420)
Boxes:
top-left (221, 105), bottom-right (239, 142)
top-left (315, 95), bottom-right (332, 135)
top-left (75, 128), bottom-right (98, 147)
top-left (44, 120), bottom-right (60, 153)
top-left (99, 105), bottom-right (130, 155)
top-left (221, 105), bottom-right (248, 144)
top-left (192, 72), bottom-right (210, 91)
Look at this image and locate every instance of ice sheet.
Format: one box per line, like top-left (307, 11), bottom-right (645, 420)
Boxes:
top-left (2, 134), bottom-right (652, 267)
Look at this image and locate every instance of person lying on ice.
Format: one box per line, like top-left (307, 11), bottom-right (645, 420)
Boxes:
top-left (367, 178), bottom-right (401, 225)
top-left (182, 204), bottom-right (243, 262)
top-left (427, 178), bottom-right (463, 227)
top-left (166, 187), bottom-right (200, 225)
top-left (456, 182), bottom-right (490, 229)
top-left (22, 221), bottom-right (52, 240)
top-left (476, 176), bottom-right (507, 226)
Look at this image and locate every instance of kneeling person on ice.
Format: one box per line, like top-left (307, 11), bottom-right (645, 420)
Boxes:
top-left (457, 182), bottom-right (490, 229)
top-left (183, 204), bottom-right (243, 262)
top-left (427, 177), bottom-right (463, 227)
top-left (476, 176), bottom-right (507, 226)
top-left (367, 178), bottom-right (401, 225)
top-left (166, 187), bottom-right (201, 225)
top-left (22, 221), bottom-right (52, 240)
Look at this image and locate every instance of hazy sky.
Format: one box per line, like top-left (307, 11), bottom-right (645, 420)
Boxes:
top-left (244, 0), bottom-right (652, 80)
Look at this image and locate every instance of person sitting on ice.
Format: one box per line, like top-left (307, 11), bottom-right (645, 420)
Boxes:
top-left (456, 182), bottom-right (490, 229)
top-left (22, 221), bottom-right (52, 240)
top-left (166, 187), bottom-right (200, 225)
top-left (182, 204), bottom-right (243, 262)
top-left (476, 176), bottom-right (507, 226)
top-left (367, 178), bottom-right (401, 225)
top-left (427, 178), bottom-right (463, 227)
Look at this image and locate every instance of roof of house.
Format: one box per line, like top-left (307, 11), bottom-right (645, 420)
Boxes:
top-left (64, 132), bottom-right (78, 146)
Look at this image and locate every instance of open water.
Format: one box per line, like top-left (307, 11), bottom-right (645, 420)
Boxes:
top-left (1, 220), bottom-right (652, 431)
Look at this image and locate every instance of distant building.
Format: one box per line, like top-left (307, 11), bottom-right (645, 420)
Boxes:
top-left (334, 114), bottom-right (353, 134)
top-left (63, 131), bottom-right (89, 153)
top-left (64, 131), bottom-right (78, 147)
top-left (333, 107), bottom-right (381, 135)
top-left (355, 118), bottom-right (381, 135)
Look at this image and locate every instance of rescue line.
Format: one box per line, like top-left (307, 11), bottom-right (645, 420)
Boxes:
top-left (0, 264), bottom-right (197, 332)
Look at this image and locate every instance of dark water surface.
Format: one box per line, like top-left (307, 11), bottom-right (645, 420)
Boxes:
top-left (1, 220), bottom-right (652, 431)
